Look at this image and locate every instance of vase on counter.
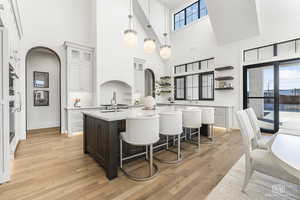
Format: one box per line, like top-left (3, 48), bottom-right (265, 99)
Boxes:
top-left (144, 96), bottom-right (156, 110)
top-left (74, 98), bottom-right (81, 108)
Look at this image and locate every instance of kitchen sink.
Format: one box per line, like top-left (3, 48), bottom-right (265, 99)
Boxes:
top-left (101, 110), bottom-right (122, 113)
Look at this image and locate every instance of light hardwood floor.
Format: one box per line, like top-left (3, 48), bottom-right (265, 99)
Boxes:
top-left (0, 128), bottom-right (243, 200)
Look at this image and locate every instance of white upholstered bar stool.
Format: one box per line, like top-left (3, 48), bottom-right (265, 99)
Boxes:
top-left (182, 109), bottom-right (202, 148)
top-left (201, 107), bottom-right (215, 143)
top-left (236, 110), bottom-right (299, 192)
top-left (245, 108), bottom-right (273, 149)
top-left (154, 111), bottom-right (183, 164)
top-left (120, 115), bottom-right (159, 181)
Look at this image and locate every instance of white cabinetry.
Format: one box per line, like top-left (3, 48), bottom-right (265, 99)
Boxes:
top-left (64, 42), bottom-right (95, 107)
top-left (64, 42), bottom-right (95, 136)
top-left (0, 28), bottom-right (10, 184)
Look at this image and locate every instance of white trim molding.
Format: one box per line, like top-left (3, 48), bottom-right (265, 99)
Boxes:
top-left (9, 0), bottom-right (23, 39)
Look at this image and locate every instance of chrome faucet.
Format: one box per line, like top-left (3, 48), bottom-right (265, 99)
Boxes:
top-left (111, 91), bottom-right (117, 111)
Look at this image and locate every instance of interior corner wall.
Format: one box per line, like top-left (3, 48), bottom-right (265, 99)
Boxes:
top-left (97, 0), bottom-right (168, 104)
top-left (170, 0), bottom-right (300, 128)
top-left (18, 0), bottom-right (94, 139)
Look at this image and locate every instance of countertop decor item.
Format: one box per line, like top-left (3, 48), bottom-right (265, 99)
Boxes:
top-left (74, 98), bottom-right (81, 107)
top-left (144, 96), bottom-right (156, 110)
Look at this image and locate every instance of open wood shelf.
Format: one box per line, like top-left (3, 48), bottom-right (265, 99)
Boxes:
top-left (215, 66), bottom-right (234, 71)
top-left (215, 87), bottom-right (234, 90)
top-left (215, 76), bottom-right (234, 81)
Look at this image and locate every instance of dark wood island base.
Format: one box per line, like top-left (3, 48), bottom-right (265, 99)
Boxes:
top-left (83, 114), bottom-right (209, 180)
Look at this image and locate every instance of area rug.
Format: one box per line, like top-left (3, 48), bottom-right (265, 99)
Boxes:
top-left (206, 156), bottom-right (300, 200)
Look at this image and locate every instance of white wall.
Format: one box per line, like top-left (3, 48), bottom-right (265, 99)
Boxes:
top-left (26, 50), bottom-right (60, 130)
top-left (97, 0), bottom-right (167, 104)
top-left (18, 0), bottom-right (94, 138)
top-left (169, 0), bottom-right (300, 128)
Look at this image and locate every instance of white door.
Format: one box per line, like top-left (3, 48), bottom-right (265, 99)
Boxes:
top-left (0, 28), bottom-right (10, 183)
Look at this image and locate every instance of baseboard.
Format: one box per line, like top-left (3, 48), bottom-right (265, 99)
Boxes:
top-left (27, 127), bottom-right (61, 134)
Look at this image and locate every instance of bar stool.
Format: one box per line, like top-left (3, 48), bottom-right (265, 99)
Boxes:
top-left (183, 109), bottom-right (202, 148)
top-left (154, 111), bottom-right (183, 164)
top-left (201, 107), bottom-right (215, 143)
top-left (120, 115), bottom-right (159, 181)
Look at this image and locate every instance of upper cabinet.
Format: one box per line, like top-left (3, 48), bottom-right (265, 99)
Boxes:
top-left (64, 42), bottom-right (95, 107)
top-left (0, 0), bottom-right (23, 69)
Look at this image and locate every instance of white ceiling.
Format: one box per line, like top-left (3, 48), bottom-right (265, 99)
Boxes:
top-left (159, 0), bottom-right (185, 9)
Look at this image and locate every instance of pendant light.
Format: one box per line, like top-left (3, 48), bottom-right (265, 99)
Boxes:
top-left (123, 0), bottom-right (137, 47)
top-left (160, 5), bottom-right (171, 60)
top-left (144, 0), bottom-right (156, 54)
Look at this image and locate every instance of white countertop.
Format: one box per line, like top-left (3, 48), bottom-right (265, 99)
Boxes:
top-left (82, 106), bottom-right (214, 122)
top-left (158, 103), bottom-right (234, 108)
top-left (65, 106), bottom-right (105, 110)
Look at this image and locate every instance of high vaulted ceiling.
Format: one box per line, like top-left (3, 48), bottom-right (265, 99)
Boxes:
top-left (158, 0), bottom-right (185, 9)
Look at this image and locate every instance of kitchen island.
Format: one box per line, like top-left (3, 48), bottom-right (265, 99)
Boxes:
top-left (83, 106), bottom-right (211, 180)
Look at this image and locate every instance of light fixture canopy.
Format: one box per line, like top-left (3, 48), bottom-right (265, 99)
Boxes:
top-left (144, 38), bottom-right (156, 54)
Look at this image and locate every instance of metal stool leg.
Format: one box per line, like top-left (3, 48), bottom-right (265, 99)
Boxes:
top-left (120, 142), bottom-right (159, 181)
top-left (154, 134), bottom-right (183, 164)
top-left (166, 136), bottom-right (169, 150)
top-left (198, 128), bottom-right (201, 149)
top-left (149, 144), bottom-right (153, 176)
top-left (145, 145), bottom-right (148, 160)
top-left (177, 134), bottom-right (181, 160)
top-left (201, 125), bottom-right (214, 144)
top-left (120, 137), bottom-right (123, 168)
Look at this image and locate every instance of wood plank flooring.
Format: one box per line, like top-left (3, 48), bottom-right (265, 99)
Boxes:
top-left (0, 128), bottom-right (243, 200)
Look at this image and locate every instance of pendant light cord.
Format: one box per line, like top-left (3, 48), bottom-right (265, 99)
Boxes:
top-left (148, 0), bottom-right (151, 28)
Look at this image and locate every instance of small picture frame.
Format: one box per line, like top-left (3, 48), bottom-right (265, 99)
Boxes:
top-left (34, 90), bottom-right (49, 106)
top-left (34, 71), bottom-right (49, 88)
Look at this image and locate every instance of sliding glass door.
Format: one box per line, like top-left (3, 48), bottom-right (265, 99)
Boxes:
top-left (244, 65), bottom-right (278, 133)
top-left (244, 59), bottom-right (300, 133)
top-left (279, 60), bottom-right (300, 129)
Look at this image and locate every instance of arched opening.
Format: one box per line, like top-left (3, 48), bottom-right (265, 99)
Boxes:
top-left (99, 80), bottom-right (132, 105)
top-left (25, 47), bottom-right (61, 134)
top-left (145, 68), bottom-right (155, 98)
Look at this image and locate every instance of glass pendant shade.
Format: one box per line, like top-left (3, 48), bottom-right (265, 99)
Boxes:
top-left (144, 38), bottom-right (156, 54)
top-left (160, 45), bottom-right (171, 60)
top-left (123, 29), bottom-right (138, 47)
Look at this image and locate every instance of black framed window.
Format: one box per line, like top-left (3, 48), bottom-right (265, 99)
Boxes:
top-left (174, 0), bottom-right (208, 30)
top-left (174, 71), bottom-right (214, 101)
top-left (199, 0), bottom-right (208, 18)
top-left (186, 2), bottom-right (199, 25)
top-left (186, 62), bottom-right (200, 73)
top-left (174, 65), bottom-right (186, 74)
top-left (175, 76), bottom-right (185, 100)
top-left (200, 72), bottom-right (214, 100)
top-left (186, 74), bottom-right (199, 100)
top-left (174, 10), bottom-right (185, 30)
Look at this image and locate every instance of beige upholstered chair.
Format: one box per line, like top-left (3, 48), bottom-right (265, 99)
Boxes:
top-left (236, 110), bottom-right (299, 192)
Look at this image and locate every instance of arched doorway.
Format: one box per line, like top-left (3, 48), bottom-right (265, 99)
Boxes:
top-left (145, 68), bottom-right (155, 97)
top-left (25, 47), bottom-right (61, 133)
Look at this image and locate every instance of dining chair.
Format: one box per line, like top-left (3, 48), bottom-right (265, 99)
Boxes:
top-left (236, 110), bottom-right (299, 192)
top-left (245, 108), bottom-right (274, 149)
top-left (246, 108), bottom-right (300, 143)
